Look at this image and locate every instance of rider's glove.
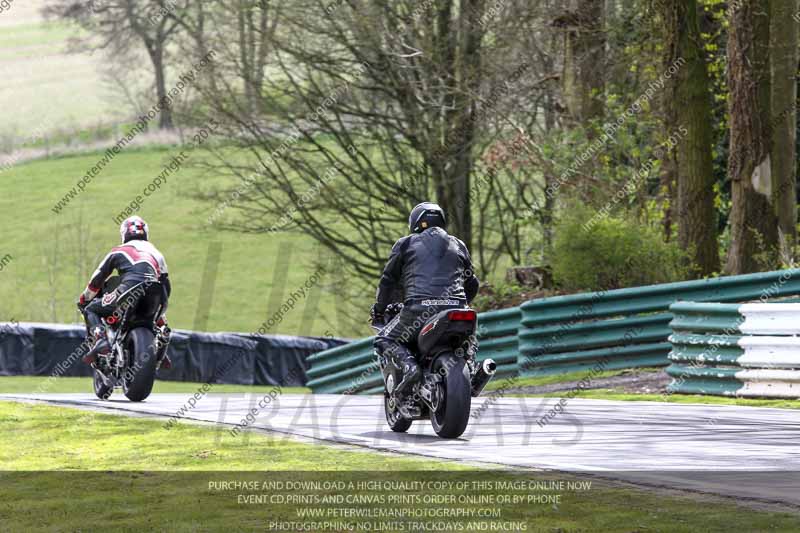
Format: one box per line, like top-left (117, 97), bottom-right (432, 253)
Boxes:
top-left (369, 303), bottom-right (384, 326)
top-left (76, 294), bottom-right (87, 311)
top-left (385, 302), bottom-right (403, 318)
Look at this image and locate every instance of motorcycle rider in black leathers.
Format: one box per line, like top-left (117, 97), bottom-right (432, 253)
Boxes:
top-left (372, 202), bottom-right (480, 398)
top-left (77, 216), bottom-right (171, 366)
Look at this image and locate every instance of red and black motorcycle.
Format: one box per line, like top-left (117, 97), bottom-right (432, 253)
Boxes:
top-left (80, 276), bottom-right (171, 402)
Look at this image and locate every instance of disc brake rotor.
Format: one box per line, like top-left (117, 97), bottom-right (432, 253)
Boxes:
top-left (431, 384), bottom-right (442, 411)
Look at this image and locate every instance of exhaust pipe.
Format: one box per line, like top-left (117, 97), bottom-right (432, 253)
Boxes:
top-left (471, 358), bottom-right (497, 397)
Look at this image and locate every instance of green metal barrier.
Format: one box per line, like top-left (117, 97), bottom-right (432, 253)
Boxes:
top-left (475, 307), bottom-right (521, 377)
top-left (306, 337), bottom-right (377, 394)
top-left (668, 302), bottom-right (744, 333)
top-left (666, 301), bottom-right (800, 398)
top-left (518, 269), bottom-right (800, 377)
top-left (307, 269), bottom-right (800, 393)
top-left (306, 307), bottom-right (521, 394)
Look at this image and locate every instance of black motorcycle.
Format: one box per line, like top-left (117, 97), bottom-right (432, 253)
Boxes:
top-left (80, 276), bottom-right (171, 402)
top-left (372, 304), bottom-right (496, 439)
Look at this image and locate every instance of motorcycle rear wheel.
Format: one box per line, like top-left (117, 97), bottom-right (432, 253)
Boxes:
top-left (122, 327), bottom-right (158, 402)
top-left (430, 355), bottom-right (471, 439)
top-left (384, 393), bottom-right (413, 432)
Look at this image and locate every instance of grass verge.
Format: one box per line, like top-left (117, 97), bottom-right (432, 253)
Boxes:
top-left (0, 401), bottom-right (452, 471)
top-left (530, 389), bottom-right (800, 409)
top-left (483, 367), bottom-right (660, 391)
top-left (495, 368), bottom-right (800, 409)
top-left (2, 401), bottom-right (800, 532)
top-left (0, 376), bottom-right (310, 395)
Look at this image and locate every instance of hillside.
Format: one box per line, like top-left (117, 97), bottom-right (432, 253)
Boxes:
top-left (0, 1), bottom-right (119, 145)
top-left (0, 147), bottom-right (366, 337)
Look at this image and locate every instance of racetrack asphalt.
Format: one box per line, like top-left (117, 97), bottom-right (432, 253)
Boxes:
top-left (3, 392), bottom-right (800, 506)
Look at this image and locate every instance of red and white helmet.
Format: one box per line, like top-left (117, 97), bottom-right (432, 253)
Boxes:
top-left (119, 216), bottom-right (150, 243)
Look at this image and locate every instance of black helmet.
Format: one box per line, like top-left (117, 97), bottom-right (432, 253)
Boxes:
top-left (408, 202), bottom-right (446, 233)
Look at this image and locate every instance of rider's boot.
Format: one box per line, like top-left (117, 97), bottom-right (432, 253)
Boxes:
top-left (393, 347), bottom-right (420, 397)
top-left (83, 327), bottom-right (111, 365)
top-left (376, 340), bottom-right (421, 418)
top-left (396, 394), bottom-right (421, 419)
top-left (156, 321), bottom-right (172, 370)
top-left (159, 354), bottom-right (173, 370)
top-left (83, 313), bottom-right (112, 365)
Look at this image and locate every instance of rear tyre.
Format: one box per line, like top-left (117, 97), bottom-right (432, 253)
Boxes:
top-left (430, 355), bottom-right (471, 439)
top-left (384, 393), bottom-right (413, 432)
top-left (92, 369), bottom-right (113, 400)
top-left (122, 327), bottom-right (157, 402)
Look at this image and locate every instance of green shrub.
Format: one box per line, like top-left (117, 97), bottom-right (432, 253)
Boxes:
top-left (551, 206), bottom-right (691, 292)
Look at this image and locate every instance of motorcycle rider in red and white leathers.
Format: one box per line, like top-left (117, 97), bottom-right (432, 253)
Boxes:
top-left (77, 216), bottom-right (171, 366)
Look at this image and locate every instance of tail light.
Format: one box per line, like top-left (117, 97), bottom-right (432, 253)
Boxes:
top-left (448, 310), bottom-right (476, 322)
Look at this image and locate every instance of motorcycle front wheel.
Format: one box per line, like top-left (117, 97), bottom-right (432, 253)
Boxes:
top-left (122, 327), bottom-right (158, 402)
top-left (92, 369), bottom-right (113, 400)
top-left (430, 355), bottom-right (471, 439)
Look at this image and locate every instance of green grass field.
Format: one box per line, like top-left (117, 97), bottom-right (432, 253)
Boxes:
top-left (0, 1), bottom-right (119, 141)
top-left (7, 7), bottom-right (800, 532)
top-left (0, 147), bottom-right (368, 337)
top-left (2, 401), bottom-right (799, 532)
top-left (0, 401), bottom-right (451, 471)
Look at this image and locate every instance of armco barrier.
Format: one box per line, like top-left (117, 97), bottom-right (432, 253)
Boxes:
top-left (0, 322), bottom-right (344, 386)
top-left (518, 269), bottom-right (800, 377)
top-left (306, 337), bottom-right (379, 394)
top-left (307, 268), bottom-right (800, 393)
top-left (667, 302), bottom-right (800, 398)
top-left (475, 307), bottom-right (521, 378)
top-left (306, 307), bottom-right (521, 394)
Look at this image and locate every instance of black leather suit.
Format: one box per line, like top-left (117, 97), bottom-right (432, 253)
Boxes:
top-left (373, 227), bottom-right (479, 392)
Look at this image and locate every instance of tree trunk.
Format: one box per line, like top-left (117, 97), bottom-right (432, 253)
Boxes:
top-left (561, 0), bottom-right (606, 122)
top-left (432, 0), bottom-right (484, 250)
top-left (541, 91), bottom-right (557, 260)
top-left (238, 1), bottom-right (254, 111)
top-left (253, 1), bottom-right (275, 108)
top-left (236, 0), bottom-right (271, 117)
top-left (770, 0), bottom-right (799, 264)
top-left (606, 0), bottom-right (616, 23)
top-left (664, 0), bottom-right (720, 275)
top-left (660, 148), bottom-right (677, 242)
top-left (726, 0), bottom-right (777, 274)
top-left (150, 44), bottom-right (174, 130)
